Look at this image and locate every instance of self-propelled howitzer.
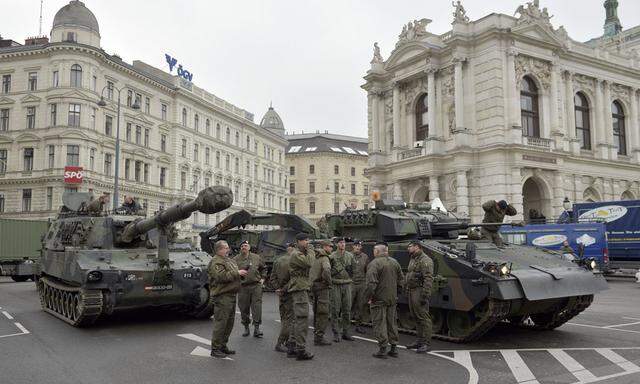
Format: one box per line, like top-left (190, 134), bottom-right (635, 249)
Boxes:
top-left (37, 186), bottom-right (233, 326)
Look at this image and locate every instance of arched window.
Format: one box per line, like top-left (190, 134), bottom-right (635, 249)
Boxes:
top-left (414, 94), bottom-right (428, 141)
top-left (246, 135), bottom-right (250, 149)
top-left (194, 114), bottom-right (199, 131)
top-left (226, 127), bottom-right (230, 143)
top-left (520, 76), bottom-right (540, 137)
top-left (235, 132), bottom-right (240, 146)
top-left (612, 100), bottom-right (626, 155)
top-left (216, 123), bottom-right (221, 139)
top-left (206, 119), bottom-right (210, 135)
top-left (181, 108), bottom-right (187, 126)
top-left (574, 92), bottom-right (591, 150)
top-left (70, 64), bottom-right (82, 88)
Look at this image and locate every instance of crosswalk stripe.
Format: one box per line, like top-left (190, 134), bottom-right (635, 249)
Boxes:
top-left (595, 348), bottom-right (640, 373)
top-left (501, 350), bottom-right (540, 384)
top-left (177, 333), bottom-right (210, 346)
top-left (547, 349), bottom-right (596, 381)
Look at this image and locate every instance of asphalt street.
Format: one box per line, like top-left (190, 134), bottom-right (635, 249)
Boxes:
top-left (1, 277), bottom-right (640, 384)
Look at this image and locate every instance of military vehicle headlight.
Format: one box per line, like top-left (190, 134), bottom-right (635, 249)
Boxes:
top-left (589, 259), bottom-right (597, 270)
top-left (499, 263), bottom-right (511, 276)
top-left (87, 271), bottom-right (103, 282)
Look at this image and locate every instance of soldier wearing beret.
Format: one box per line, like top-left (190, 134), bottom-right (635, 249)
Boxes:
top-left (233, 240), bottom-right (267, 338)
top-left (310, 240), bottom-right (333, 346)
top-left (405, 240), bottom-right (434, 353)
top-left (351, 239), bottom-right (370, 333)
top-left (270, 242), bottom-right (295, 353)
top-left (286, 233), bottom-right (314, 360)
top-left (329, 237), bottom-right (357, 342)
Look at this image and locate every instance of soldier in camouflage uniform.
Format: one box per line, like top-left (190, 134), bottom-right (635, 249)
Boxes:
top-left (481, 200), bottom-right (517, 247)
top-left (351, 240), bottom-right (369, 333)
top-left (269, 243), bottom-right (294, 353)
top-left (286, 233), bottom-right (314, 360)
top-left (86, 193), bottom-right (109, 214)
top-left (208, 240), bottom-right (247, 358)
top-left (329, 237), bottom-right (356, 342)
top-left (233, 240), bottom-right (267, 338)
top-left (365, 242), bottom-right (404, 359)
top-left (405, 241), bottom-right (434, 353)
top-left (310, 240), bottom-right (333, 346)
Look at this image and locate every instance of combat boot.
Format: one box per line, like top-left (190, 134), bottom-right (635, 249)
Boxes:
top-left (372, 346), bottom-right (388, 359)
top-left (387, 345), bottom-right (398, 358)
top-left (210, 349), bottom-right (227, 359)
top-left (253, 325), bottom-right (263, 338)
top-left (355, 326), bottom-right (365, 334)
top-left (314, 337), bottom-right (331, 346)
top-left (405, 340), bottom-right (420, 349)
top-left (296, 350), bottom-right (314, 361)
top-left (333, 332), bottom-right (341, 343)
top-left (220, 345), bottom-right (236, 355)
top-left (242, 325), bottom-right (250, 337)
top-left (286, 342), bottom-right (297, 358)
top-left (274, 343), bottom-right (287, 353)
top-left (416, 344), bottom-right (431, 354)
top-left (342, 333), bottom-right (355, 341)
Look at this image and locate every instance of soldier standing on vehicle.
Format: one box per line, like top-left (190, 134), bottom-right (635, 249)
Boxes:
top-left (233, 240), bottom-right (266, 338)
top-left (208, 240), bottom-right (247, 358)
top-left (269, 243), bottom-right (294, 353)
top-left (310, 240), bottom-right (333, 346)
top-left (286, 233), bottom-right (314, 360)
top-left (330, 237), bottom-right (356, 342)
top-left (365, 242), bottom-right (404, 359)
top-left (481, 199), bottom-right (517, 247)
top-left (351, 240), bottom-right (369, 333)
top-left (405, 241), bottom-right (434, 353)
top-left (86, 193), bottom-right (109, 214)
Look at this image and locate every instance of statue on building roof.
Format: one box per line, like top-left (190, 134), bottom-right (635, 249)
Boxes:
top-left (397, 18), bottom-right (432, 47)
top-left (371, 42), bottom-right (384, 64)
top-left (452, 1), bottom-right (470, 24)
top-left (515, 1), bottom-right (552, 27)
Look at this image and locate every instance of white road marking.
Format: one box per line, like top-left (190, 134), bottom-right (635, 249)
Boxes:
top-left (547, 349), bottom-right (596, 382)
top-left (14, 322), bottom-right (29, 334)
top-left (2, 311), bottom-right (14, 320)
top-left (566, 322), bottom-right (640, 335)
top-left (595, 348), bottom-right (640, 373)
top-left (191, 346), bottom-right (233, 361)
top-left (603, 321), bottom-right (640, 328)
top-left (501, 350), bottom-right (540, 384)
top-left (177, 333), bottom-right (210, 345)
top-left (0, 309), bottom-right (30, 339)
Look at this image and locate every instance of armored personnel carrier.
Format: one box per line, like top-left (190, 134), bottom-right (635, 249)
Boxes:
top-left (37, 186), bottom-right (233, 326)
top-left (325, 199), bottom-right (608, 342)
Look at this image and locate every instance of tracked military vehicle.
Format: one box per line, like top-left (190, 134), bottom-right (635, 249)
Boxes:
top-left (37, 186), bottom-right (233, 326)
top-left (325, 199), bottom-right (608, 342)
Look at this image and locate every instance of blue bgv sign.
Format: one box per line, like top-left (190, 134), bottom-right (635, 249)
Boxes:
top-left (165, 54), bottom-right (193, 82)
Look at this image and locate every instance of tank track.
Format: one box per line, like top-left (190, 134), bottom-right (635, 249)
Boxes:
top-left (523, 295), bottom-right (594, 330)
top-left (38, 276), bottom-right (103, 327)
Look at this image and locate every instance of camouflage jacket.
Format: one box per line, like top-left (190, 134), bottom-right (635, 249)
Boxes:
top-left (233, 252), bottom-right (266, 285)
top-left (482, 200), bottom-right (517, 232)
top-left (309, 249), bottom-right (332, 290)
top-left (286, 246), bottom-right (314, 292)
top-left (329, 250), bottom-right (356, 284)
top-left (406, 251), bottom-right (434, 297)
top-left (364, 255), bottom-right (404, 306)
top-left (269, 254), bottom-right (291, 292)
top-left (352, 251), bottom-right (369, 285)
top-left (208, 255), bottom-right (241, 296)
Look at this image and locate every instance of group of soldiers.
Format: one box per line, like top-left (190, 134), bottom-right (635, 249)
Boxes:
top-left (207, 234), bottom-right (435, 360)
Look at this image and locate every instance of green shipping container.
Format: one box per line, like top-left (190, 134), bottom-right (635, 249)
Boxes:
top-left (0, 218), bottom-right (50, 262)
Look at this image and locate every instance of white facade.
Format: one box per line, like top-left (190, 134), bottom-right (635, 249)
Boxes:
top-left (0, 1), bottom-right (287, 242)
top-left (363, 1), bottom-right (640, 222)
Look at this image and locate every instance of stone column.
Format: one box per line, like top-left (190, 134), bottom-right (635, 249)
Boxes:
top-left (506, 49), bottom-right (520, 129)
top-left (392, 182), bottom-right (403, 200)
top-left (629, 88), bottom-right (640, 162)
top-left (454, 57), bottom-right (465, 130)
top-left (603, 81), bottom-right (615, 159)
top-left (392, 83), bottom-right (400, 148)
top-left (455, 170), bottom-right (469, 216)
top-left (549, 63), bottom-right (560, 135)
top-left (429, 176), bottom-right (439, 200)
top-left (564, 71), bottom-right (578, 154)
top-left (594, 80), bottom-right (607, 159)
top-left (378, 91), bottom-right (387, 153)
top-left (427, 68), bottom-right (437, 138)
top-left (553, 172), bottom-right (565, 216)
top-left (370, 91), bottom-right (379, 151)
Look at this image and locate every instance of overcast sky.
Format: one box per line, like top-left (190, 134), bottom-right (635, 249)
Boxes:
top-left (4, 0), bottom-right (640, 138)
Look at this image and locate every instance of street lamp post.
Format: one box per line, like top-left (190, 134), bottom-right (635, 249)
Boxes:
top-left (97, 87), bottom-right (139, 210)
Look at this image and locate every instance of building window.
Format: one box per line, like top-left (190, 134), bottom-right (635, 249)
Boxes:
top-left (246, 135), bottom-right (250, 149)
top-left (194, 143), bottom-right (199, 161)
top-left (205, 119), bottom-right (211, 135)
top-left (246, 161), bottom-right (250, 175)
top-left (181, 139), bottom-right (187, 157)
top-left (226, 127), bottom-right (231, 143)
top-left (364, 184), bottom-right (369, 196)
top-left (135, 93), bottom-right (142, 108)
top-left (135, 125), bottom-right (141, 145)
top-left (205, 147), bottom-right (210, 165)
top-left (2, 74), bottom-right (11, 93)
top-left (68, 103), bottom-right (81, 127)
top-left (225, 154), bottom-right (230, 171)
top-left (216, 123), bottom-right (221, 139)
top-left (22, 189), bottom-right (32, 212)
top-left (127, 90), bottom-right (132, 107)
top-left (0, 109), bottom-right (8, 131)
top-left (290, 166), bottom-right (295, 176)
top-left (105, 115), bottom-right (113, 136)
top-left (194, 114), bottom-right (199, 131)
top-left (180, 172), bottom-right (187, 190)
top-left (126, 123), bottom-right (132, 142)
top-left (46, 187), bottom-right (53, 210)
top-left (90, 107), bottom-right (96, 129)
top-left (309, 164), bottom-right (315, 174)
top-left (415, 93), bottom-right (429, 141)
top-left (66, 145), bottom-right (79, 166)
top-left (235, 132), bottom-right (240, 146)
top-left (104, 153), bottom-right (112, 176)
top-left (215, 151), bottom-right (221, 168)
top-left (309, 181), bottom-right (315, 193)
top-left (351, 183), bottom-right (356, 195)
top-left (520, 76), bottom-right (540, 138)
top-left (107, 81), bottom-right (114, 99)
top-left (161, 134), bottom-right (167, 152)
top-left (161, 104), bottom-right (167, 120)
top-left (50, 104), bottom-right (57, 126)
top-left (351, 167), bottom-right (356, 177)
top-left (182, 108), bottom-right (187, 126)
top-left (309, 201), bottom-right (316, 215)
top-left (334, 202), bottom-right (340, 214)
top-left (124, 159), bottom-right (131, 179)
top-left (66, 31), bottom-right (76, 42)
top-left (70, 64), bottom-right (82, 88)
top-left (334, 165), bottom-right (339, 175)
top-left (144, 128), bottom-right (150, 147)
top-left (134, 161), bottom-right (142, 182)
top-left (48, 145), bottom-right (55, 168)
top-left (160, 167), bottom-right (166, 187)
top-left (52, 71), bottom-right (59, 88)
top-left (612, 100), bottom-right (627, 156)
top-left (28, 72), bottom-right (37, 91)
top-left (234, 158), bottom-right (239, 173)
top-left (290, 202), bottom-right (295, 214)
top-left (23, 148), bottom-right (34, 171)
top-left (144, 163), bottom-right (149, 183)
top-left (290, 182), bottom-right (295, 194)
top-left (254, 141), bottom-right (258, 153)
top-left (0, 149), bottom-right (6, 173)
top-left (145, 97), bottom-right (150, 114)
top-left (89, 148), bottom-right (95, 170)
top-left (574, 92), bottom-right (591, 150)
top-left (26, 107), bottom-right (36, 129)
top-left (92, 75), bottom-right (97, 91)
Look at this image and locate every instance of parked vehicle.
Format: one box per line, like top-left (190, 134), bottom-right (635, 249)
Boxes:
top-left (0, 218), bottom-right (49, 282)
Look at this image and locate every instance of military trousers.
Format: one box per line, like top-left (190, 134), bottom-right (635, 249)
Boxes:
top-left (351, 283), bottom-right (367, 325)
top-left (370, 301), bottom-right (398, 347)
top-left (291, 290), bottom-right (310, 351)
top-left (312, 287), bottom-right (330, 339)
top-left (238, 283), bottom-right (263, 326)
top-left (211, 293), bottom-right (237, 350)
top-left (408, 289), bottom-right (432, 344)
top-left (277, 293), bottom-right (292, 346)
top-left (331, 283), bottom-right (352, 335)
top-left (481, 228), bottom-right (504, 247)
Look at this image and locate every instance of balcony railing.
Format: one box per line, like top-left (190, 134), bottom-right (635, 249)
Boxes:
top-left (397, 147), bottom-right (424, 161)
top-left (524, 136), bottom-right (552, 149)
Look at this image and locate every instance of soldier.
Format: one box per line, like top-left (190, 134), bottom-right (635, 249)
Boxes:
top-left (119, 195), bottom-right (143, 215)
top-left (208, 240), bottom-right (247, 358)
top-left (351, 239), bottom-right (369, 333)
top-left (365, 242), bottom-right (404, 359)
top-left (286, 233), bottom-right (314, 360)
top-left (233, 240), bottom-right (266, 338)
top-left (481, 199), bottom-right (517, 247)
top-left (405, 241), bottom-right (434, 354)
top-left (310, 240), bottom-right (333, 346)
top-left (86, 193), bottom-right (109, 214)
top-left (329, 237), bottom-right (356, 342)
top-left (269, 242), bottom-right (294, 353)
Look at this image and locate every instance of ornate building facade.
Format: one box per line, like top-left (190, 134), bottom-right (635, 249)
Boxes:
top-left (0, 1), bottom-right (288, 243)
top-left (363, 0), bottom-right (640, 222)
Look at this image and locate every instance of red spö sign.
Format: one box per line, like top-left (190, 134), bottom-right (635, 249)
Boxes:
top-left (64, 166), bottom-right (84, 183)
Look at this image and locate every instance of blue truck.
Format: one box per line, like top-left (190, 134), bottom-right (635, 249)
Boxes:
top-left (501, 222), bottom-right (610, 271)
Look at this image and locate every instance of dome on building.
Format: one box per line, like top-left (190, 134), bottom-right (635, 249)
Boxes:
top-left (52, 1), bottom-right (100, 35)
top-left (260, 104), bottom-right (285, 135)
